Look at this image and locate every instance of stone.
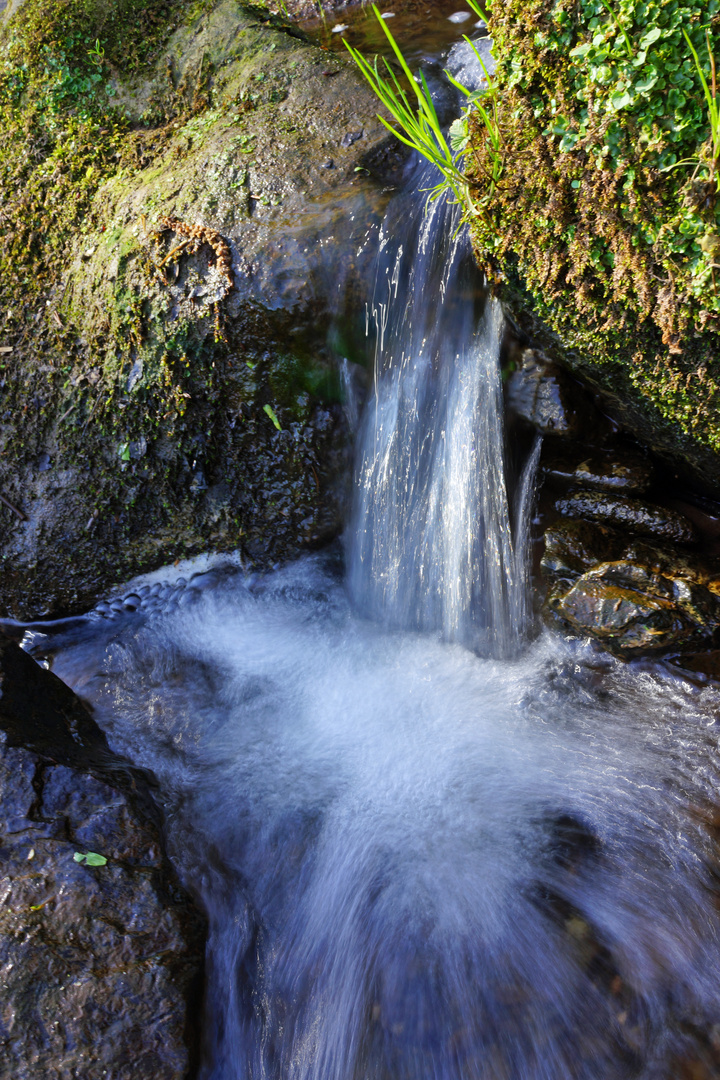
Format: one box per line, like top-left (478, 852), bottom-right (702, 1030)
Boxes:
top-left (554, 490), bottom-right (697, 545)
top-left (0, 0), bottom-right (407, 619)
top-left (542, 514), bottom-right (720, 654)
top-left (506, 349), bottom-right (601, 438)
top-left (545, 558), bottom-right (720, 654)
top-left (573, 454), bottom-right (652, 494)
top-left (541, 519), bottom-right (626, 582)
top-left (0, 639), bottom-right (206, 1079)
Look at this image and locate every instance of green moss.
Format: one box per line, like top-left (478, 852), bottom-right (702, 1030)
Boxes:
top-left (468, 0), bottom-right (720, 463)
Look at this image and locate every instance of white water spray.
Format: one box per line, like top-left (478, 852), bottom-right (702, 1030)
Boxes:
top-left (28, 163), bottom-right (720, 1080)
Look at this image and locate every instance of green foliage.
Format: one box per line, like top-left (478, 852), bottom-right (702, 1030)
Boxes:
top-left (74, 851), bottom-right (108, 866)
top-left (465, 0), bottom-right (720, 455)
top-left (344, 1), bottom-right (501, 211)
top-left (263, 403), bottom-right (282, 430)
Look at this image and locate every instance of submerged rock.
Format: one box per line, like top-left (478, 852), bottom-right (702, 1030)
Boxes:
top-left (554, 491), bottom-right (697, 545)
top-left (0, 639), bottom-right (205, 1078)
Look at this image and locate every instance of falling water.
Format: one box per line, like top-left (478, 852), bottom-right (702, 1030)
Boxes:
top-left (348, 168), bottom-right (530, 656)
top-left (21, 164), bottom-right (720, 1080)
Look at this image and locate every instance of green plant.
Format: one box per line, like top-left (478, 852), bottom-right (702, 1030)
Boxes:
top-left (676, 29), bottom-right (719, 191)
top-left (344, 1), bottom-right (500, 210)
top-left (73, 851), bottom-right (108, 866)
top-left (464, 0), bottom-right (720, 458)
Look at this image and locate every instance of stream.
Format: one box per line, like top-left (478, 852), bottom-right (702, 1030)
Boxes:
top-left (21, 22), bottom-right (720, 1080)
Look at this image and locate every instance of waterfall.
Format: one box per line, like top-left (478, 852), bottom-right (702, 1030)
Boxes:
top-left (22, 161), bottom-right (720, 1080)
top-left (348, 166), bottom-right (536, 657)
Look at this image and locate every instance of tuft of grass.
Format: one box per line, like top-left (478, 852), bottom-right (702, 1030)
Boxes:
top-left (344, 1), bottom-right (501, 214)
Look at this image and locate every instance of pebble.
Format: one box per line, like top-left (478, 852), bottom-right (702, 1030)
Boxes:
top-left (448, 11), bottom-right (472, 22)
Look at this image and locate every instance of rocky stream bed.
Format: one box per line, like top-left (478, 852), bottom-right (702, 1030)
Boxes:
top-left (3, 0), bottom-right (720, 1076)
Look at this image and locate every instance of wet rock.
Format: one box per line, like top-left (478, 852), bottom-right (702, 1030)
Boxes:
top-left (573, 454), bottom-right (652, 495)
top-left (506, 349), bottom-right (600, 437)
top-left (541, 519), bottom-right (626, 582)
top-left (554, 491), bottom-right (697, 545)
top-left (546, 560), bottom-right (720, 653)
top-left (543, 519), bottom-right (720, 591)
top-left (0, 639), bottom-right (205, 1079)
top-left (0, 0), bottom-right (404, 619)
top-left (340, 129), bottom-right (364, 147)
top-left (542, 515), bottom-right (720, 654)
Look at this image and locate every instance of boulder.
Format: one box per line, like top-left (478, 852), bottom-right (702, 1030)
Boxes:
top-left (0, 638), bottom-right (206, 1078)
top-left (0, 0), bottom-right (406, 619)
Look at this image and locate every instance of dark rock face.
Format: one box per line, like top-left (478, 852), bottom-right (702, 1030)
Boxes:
top-left (554, 491), bottom-right (697, 545)
top-left (0, 639), bottom-right (205, 1079)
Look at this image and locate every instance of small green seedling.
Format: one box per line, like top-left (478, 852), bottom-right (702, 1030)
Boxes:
top-left (74, 851), bottom-right (108, 866)
top-left (263, 403), bottom-right (282, 430)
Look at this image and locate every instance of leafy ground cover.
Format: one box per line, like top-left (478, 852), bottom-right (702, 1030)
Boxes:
top-left (465, 0), bottom-right (720, 468)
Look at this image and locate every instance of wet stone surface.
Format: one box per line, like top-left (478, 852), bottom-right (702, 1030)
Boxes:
top-left (554, 490), bottom-right (698, 545)
top-left (0, 639), bottom-right (205, 1079)
top-left (541, 519), bottom-right (720, 655)
top-left (572, 454), bottom-right (653, 494)
top-left (506, 348), bottom-right (602, 438)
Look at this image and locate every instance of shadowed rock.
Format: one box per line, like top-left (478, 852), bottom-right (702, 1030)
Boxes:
top-left (0, 638), bottom-right (206, 1079)
top-left (554, 491), bottom-right (697, 545)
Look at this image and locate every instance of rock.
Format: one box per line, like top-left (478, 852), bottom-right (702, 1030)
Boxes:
top-left (546, 560), bottom-right (720, 654)
top-left (0, 0), bottom-right (406, 619)
top-left (506, 348), bottom-right (601, 437)
top-left (0, 638), bottom-right (205, 1079)
top-left (541, 514), bottom-right (720, 654)
top-left (554, 491), bottom-right (697, 545)
top-left (541, 519), bottom-right (626, 582)
top-left (573, 454), bottom-right (652, 494)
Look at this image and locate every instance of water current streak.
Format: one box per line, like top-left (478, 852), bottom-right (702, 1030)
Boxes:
top-left (349, 166), bottom-right (532, 658)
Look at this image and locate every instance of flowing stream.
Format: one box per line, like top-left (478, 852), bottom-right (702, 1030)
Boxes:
top-left (25, 158), bottom-right (720, 1080)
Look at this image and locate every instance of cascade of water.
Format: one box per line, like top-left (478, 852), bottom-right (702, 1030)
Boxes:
top-left (348, 165), bottom-right (535, 657)
top-left (21, 148), bottom-right (720, 1080)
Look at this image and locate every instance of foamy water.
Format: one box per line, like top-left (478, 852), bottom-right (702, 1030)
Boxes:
top-left (37, 553), bottom-right (720, 1079)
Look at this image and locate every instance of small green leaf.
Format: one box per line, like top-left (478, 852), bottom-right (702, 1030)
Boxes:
top-left (639, 27), bottom-right (663, 48)
top-left (74, 851), bottom-right (107, 866)
top-left (449, 117), bottom-right (468, 152)
top-left (84, 852), bottom-right (108, 866)
top-left (263, 404), bottom-right (282, 430)
top-left (610, 90), bottom-right (633, 111)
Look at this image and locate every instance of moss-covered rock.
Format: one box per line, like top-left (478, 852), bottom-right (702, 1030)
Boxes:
top-left (467, 0), bottom-right (720, 488)
top-left (0, 0), bottom-right (401, 618)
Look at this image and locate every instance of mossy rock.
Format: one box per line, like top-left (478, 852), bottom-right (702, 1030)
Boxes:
top-left (0, 0), bottom-right (402, 618)
top-left (467, 0), bottom-right (720, 490)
